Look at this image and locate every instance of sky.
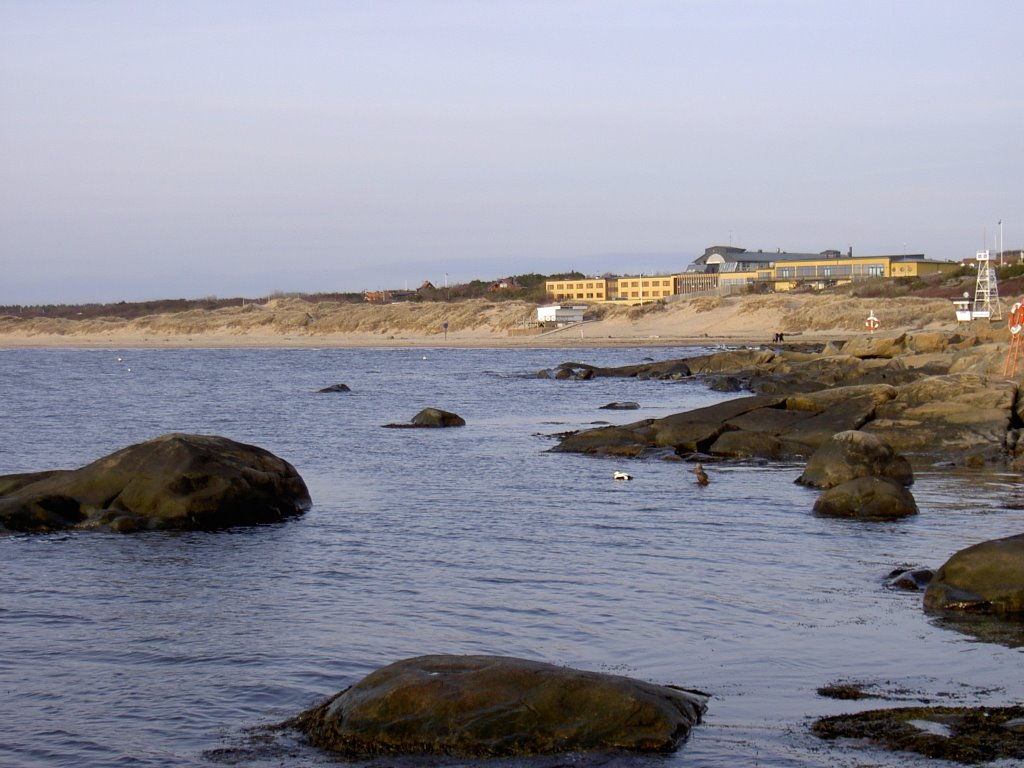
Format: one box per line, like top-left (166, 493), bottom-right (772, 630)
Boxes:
top-left (2, 1), bottom-right (1022, 305)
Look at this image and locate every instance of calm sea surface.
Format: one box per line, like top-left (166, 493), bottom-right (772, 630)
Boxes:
top-left (1, 346), bottom-right (1022, 767)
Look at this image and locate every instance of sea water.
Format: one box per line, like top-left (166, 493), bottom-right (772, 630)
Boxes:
top-left (1, 346), bottom-right (1022, 767)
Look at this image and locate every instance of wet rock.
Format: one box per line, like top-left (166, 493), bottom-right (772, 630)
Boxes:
top-left (708, 375), bottom-right (745, 392)
top-left (797, 430), bottom-right (913, 489)
top-left (551, 422), bottom-right (653, 457)
top-left (813, 705), bottom-right (1024, 764)
top-left (600, 401), bottom-right (641, 410)
top-left (411, 408), bottom-right (466, 427)
top-left (546, 335), bottom-right (1021, 467)
top-left (384, 408), bottom-right (466, 428)
top-left (292, 655), bottom-right (708, 757)
top-left (817, 682), bottom-right (874, 700)
top-left (0, 433), bottom-right (311, 533)
top-left (318, 383), bottom-right (351, 393)
top-left (888, 567), bottom-right (935, 590)
top-left (813, 476), bottom-right (919, 520)
top-left (924, 533), bottom-right (1024, 615)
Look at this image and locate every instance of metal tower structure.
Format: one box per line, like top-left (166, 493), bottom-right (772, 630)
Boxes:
top-left (973, 250), bottom-right (1002, 320)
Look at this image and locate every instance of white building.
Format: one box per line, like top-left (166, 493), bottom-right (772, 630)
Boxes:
top-left (537, 305), bottom-right (587, 325)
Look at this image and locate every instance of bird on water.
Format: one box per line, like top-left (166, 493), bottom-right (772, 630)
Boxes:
top-left (692, 463), bottom-right (709, 485)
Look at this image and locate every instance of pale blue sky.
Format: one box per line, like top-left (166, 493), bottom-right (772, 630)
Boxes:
top-left (2, 1), bottom-right (1021, 304)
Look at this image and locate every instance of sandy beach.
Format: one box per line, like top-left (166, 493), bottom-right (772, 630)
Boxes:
top-left (0, 293), bottom-right (976, 349)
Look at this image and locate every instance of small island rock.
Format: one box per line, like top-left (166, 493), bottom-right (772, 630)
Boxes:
top-left (385, 408), bottom-right (466, 428)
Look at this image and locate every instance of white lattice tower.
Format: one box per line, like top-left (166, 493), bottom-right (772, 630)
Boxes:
top-left (973, 250), bottom-right (1002, 320)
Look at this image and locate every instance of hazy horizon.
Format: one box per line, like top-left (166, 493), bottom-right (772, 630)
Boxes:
top-left (3, 1), bottom-right (1021, 305)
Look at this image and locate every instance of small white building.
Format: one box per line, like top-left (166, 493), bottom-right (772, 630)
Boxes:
top-left (537, 304), bottom-right (587, 326)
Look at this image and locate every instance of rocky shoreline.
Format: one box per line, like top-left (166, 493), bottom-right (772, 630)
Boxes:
top-left (544, 329), bottom-right (1020, 469)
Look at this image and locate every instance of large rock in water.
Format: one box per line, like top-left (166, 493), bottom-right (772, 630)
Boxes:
top-left (797, 430), bottom-right (913, 489)
top-left (812, 476), bottom-right (919, 520)
top-left (293, 655), bottom-right (708, 757)
top-left (384, 408), bottom-right (466, 428)
top-left (924, 533), bottom-right (1024, 615)
top-left (0, 433), bottom-right (311, 533)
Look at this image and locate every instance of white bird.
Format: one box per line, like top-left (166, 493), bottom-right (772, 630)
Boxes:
top-left (613, 471), bottom-right (633, 481)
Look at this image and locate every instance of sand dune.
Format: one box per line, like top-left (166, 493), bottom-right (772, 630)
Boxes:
top-left (0, 293), bottom-right (984, 348)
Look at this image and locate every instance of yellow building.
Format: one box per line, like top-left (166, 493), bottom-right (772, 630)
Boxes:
top-left (544, 278), bottom-right (610, 301)
top-left (612, 275), bottom-right (675, 301)
top-left (772, 253), bottom-right (957, 291)
top-left (544, 275), bottom-right (675, 303)
top-left (544, 248), bottom-right (958, 302)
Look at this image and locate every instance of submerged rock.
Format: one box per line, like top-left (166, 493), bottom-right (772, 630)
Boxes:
top-left (318, 383), bottom-right (351, 393)
top-left (0, 433), bottom-right (311, 533)
top-left (292, 654), bottom-right (708, 757)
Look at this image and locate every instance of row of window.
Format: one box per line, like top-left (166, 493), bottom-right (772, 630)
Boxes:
top-left (553, 281), bottom-right (673, 290)
top-left (776, 264), bottom-right (885, 279)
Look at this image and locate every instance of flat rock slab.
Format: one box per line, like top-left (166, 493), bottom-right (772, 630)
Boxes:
top-left (293, 654), bottom-right (708, 757)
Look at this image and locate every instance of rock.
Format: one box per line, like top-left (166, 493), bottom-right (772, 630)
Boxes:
top-left (384, 408), bottom-right (466, 428)
top-left (923, 533), bottom-right (1024, 615)
top-left (411, 408), bottom-right (466, 427)
top-left (708, 375), bottom-right (745, 392)
top-left (600, 401), bottom-right (641, 410)
top-left (797, 430), bottom-right (913, 489)
top-left (708, 429), bottom-right (785, 459)
top-left (0, 433), bottom-right (311, 533)
top-left (551, 423), bottom-right (652, 457)
top-left (888, 567), bottom-right (935, 590)
top-left (864, 374), bottom-right (1017, 457)
top-left (813, 704), bottom-right (1024, 763)
top-left (547, 338), bottom-right (1022, 467)
top-left (813, 476), bottom-right (919, 520)
top-left (318, 383), bottom-right (351, 393)
top-left (292, 655), bottom-right (708, 757)
top-left (839, 332), bottom-right (908, 359)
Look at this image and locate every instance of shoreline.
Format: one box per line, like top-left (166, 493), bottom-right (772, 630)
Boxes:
top-left (0, 328), bottom-right (855, 350)
top-left (0, 293), bottom-right (967, 350)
